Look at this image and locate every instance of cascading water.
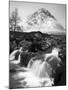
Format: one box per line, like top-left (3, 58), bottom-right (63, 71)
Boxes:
top-left (11, 47), bottom-right (61, 88)
top-left (27, 59), bottom-right (51, 78)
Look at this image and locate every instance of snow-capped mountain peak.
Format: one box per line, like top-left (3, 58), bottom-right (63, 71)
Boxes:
top-left (23, 8), bottom-right (65, 34)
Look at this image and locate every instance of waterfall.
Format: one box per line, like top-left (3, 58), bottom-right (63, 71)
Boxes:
top-left (11, 47), bottom-right (61, 87)
top-left (27, 47), bottom-right (61, 79)
top-left (27, 59), bottom-right (51, 78)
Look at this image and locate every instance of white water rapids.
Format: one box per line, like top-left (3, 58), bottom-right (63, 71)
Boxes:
top-left (10, 47), bottom-right (61, 88)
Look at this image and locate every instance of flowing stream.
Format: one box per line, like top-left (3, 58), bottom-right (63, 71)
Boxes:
top-left (10, 48), bottom-right (61, 88)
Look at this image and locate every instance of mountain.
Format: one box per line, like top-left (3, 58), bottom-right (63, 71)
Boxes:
top-left (23, 8), bottom-right (65, 35)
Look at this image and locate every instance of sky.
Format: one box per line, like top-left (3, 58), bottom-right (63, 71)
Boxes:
top-left (10, 1), bottom-right (66, 29)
